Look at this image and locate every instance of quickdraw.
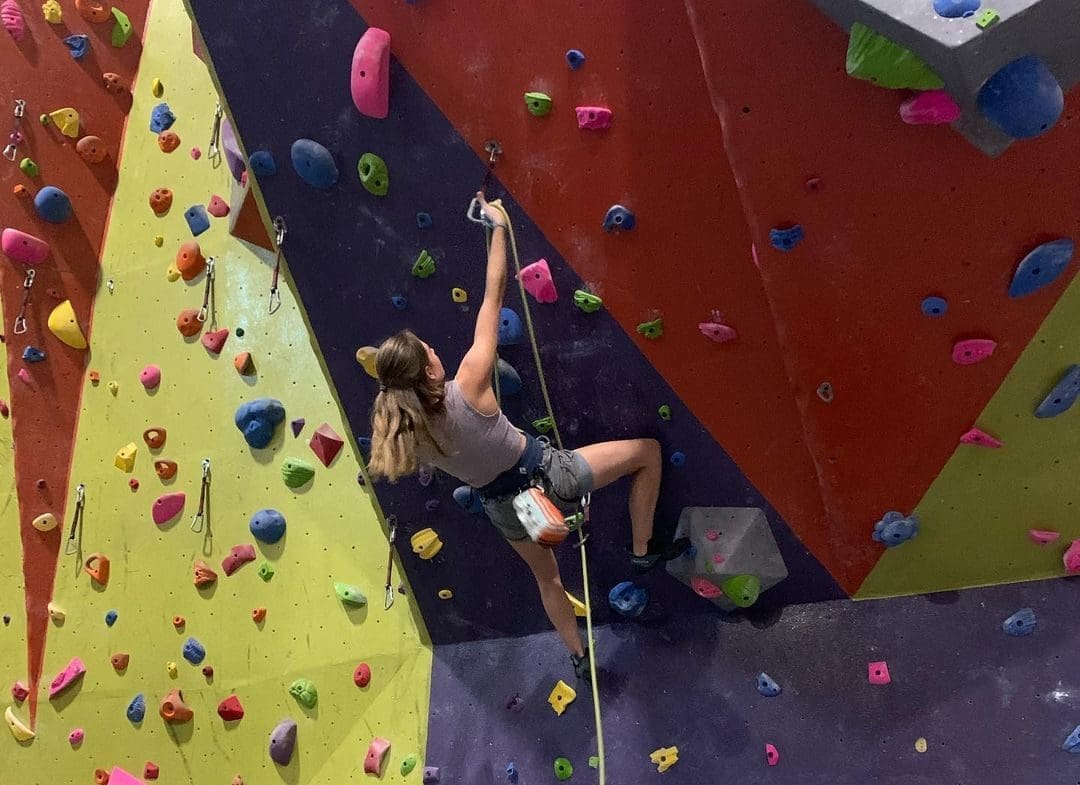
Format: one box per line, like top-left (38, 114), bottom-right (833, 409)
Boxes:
top-left (268, 216), bottom-right (287, 314)
top-left (478, 139), bottom-right (501, 195)
top-left (3, 99), bottom-right (26, 162)
top-left (207, 102), bottom-right (223, 162)
top-left (197, 257), bottom-right (215, 323)
top-left (383, 515), bottom-right (397, 610)
top-left (190, 459), bottom-right (211, 533)
top-left (64, 483), bottom-right (86, 555)
top-left (13, 269), bottom-right (35, 335)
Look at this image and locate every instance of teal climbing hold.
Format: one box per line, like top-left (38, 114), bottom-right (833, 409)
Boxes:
top-left (845, 23), bottom-right (944, 90)
top-left (357, 153), bottom-right (389, 196)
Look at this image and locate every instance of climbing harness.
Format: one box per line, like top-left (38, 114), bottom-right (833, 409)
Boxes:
top-left (64, 483), bottom-right (85, 555)
top-left (207, 102), bottom-right (223, 163)
top-left (190, 459), bottom-right (211, 533)
top-left (197, 257), bottom-right (215, 323)
top-left (268, 216), bottom-right (287, 314)
top-left (383, 515), bottom-right (397, 610)
top-left (3, 99), bottom-right (25, 162)
top-left (12, 269), bottom-right (35, 335)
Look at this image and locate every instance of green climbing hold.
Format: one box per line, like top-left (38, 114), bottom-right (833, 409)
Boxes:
top-left (281, 457), bottom-right (316, 489)
top-left (636, 318), bottom-right (663, 340)
top-left (532, 416), bottom-right (554, 434)
top-left (111, 7), bottom-right (133, 47)
top-left (658, 404), bottom-right (672, 421)
top-left (588, 756), bottom-right (599, 769)
top-left (19, 158), bottom-right (39, 178)
top-left (554, 757), bottom-right (574, 781)
top-left (335, 581), bottom-right (367, 606)
top-left (573, 290), bottom-right (603, 313)
top-left (412, 249), bottom-right (436, 279)
top-left (722, 574), bottom-right (761, 608)
top-left (288, 678), bottom-right (318, 709)
top-left (357, 153), bottom-right (389, 196)
top-left (400, 754), bottom-right (418, 775)
top-left (845, 23), bottom-right (944, 90)
top-left (258, 561), bottom-right (275, 581)
top-left (524, 91), bottom-right (553, 116)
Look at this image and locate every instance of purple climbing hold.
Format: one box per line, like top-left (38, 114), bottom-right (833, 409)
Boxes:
top-left (422, 767), bottom-right (441, 784)
top-left (220, 117), bottom-right (246, 183)
top-left (424, 499), bottom-right (440, 512)
top-left (1008, 238), bottom-right (1074, 298)
top-left (290, 418), bottom-right (305, 437)
top-left (977, 56), bottom-right (1063, 140)
top-left (566, 49), bottom-right (586, 70)
top-left (269, 718), bottom-right (298, 765)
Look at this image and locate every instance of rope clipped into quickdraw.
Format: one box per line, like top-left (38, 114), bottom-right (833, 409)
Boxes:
top-left (197, 257), bottom-right (216, 324)
top-left (268, 216), bottom-right (287, 314)
top-left (190, 458), bottom-right (211, 534)
top-left (64, 483), bottom-right (85, 556)
top-left (207, 102), bottom-right (223, 163)
top-left (13, 268), bottom-right (34, 335)
top-left (3, 98), bottom-right (26, 162)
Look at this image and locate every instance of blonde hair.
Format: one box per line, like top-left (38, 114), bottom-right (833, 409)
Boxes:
top-left (367, 330), bottom-right (446, 482)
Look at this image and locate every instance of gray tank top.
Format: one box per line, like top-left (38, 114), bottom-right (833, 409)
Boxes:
top-left (417, 381), bottom-right (526, 488)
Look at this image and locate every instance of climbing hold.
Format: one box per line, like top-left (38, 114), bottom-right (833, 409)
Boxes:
top-left (698, 321), bottom-right (737, 343)
top-left (553, 757), bottom-right (573, 781)
top-left (506, 762), bottom-right (519, 783)
top-left (249, 150), bottom-right (276, 177)
top-left (1026, 528), bottom-right (1060, 546)
top-left (1036, 365), bottom-right (1080, 418)
top-left (576, 106), bottom-right (613, 130)
top-left (413, 249), bottom-right (436, 278)
top-left (76, 136), bottom-right (110, 164)
top-left (722, 574), bottom-right (761, 607)
top-left (335, 581), bottom-right (367, 606)
top-left (10, 682), bottom-right (27, 702)
top-left (566, 48), bottom-right (586, 69)
top-left (608, 581), bottom-right (648, 617)
top-left (872, 511), bottom-right (919, 546)
top-left (524, 92), bottom-right (553, 116)
top-left (765, 743), bottom-right (780, 766)
top-left (5, 706), bottom-right (34, 741)
top-left (845, 22), bottom-right (943, 90)
top-left (160, 689), bottom-right (193, 723)
top-left (63, 34), bottom-right (90, 59)
top-left (35, 186), bottom-right (72, 223)
top-left (310, 422), bottom-right (345, 467)
top-left (1008, 238), bottom-right (1074, 298)
top-left (281, 457), bottom-right (315, 489)
top-left (157, 131), bottom-right (180, 153)
top-left (129, 478), bottom-right (140, 491)
top-left (1002, 607), bottom-right (1036, 636)
top-left (47, 300), bottom-right (87, 349)
top-left (291, 139), bottom-right (338, 188)
top-left (934, 0), bottom-right (980, 17)
top-left (144, 763), bottom-right (159, 780)
top-left (93, 770), bottom-right (109, 785)
top-left (152, 493), bottom-right (185, 526)
top-left (143, 427), bottom-right (166, 449)
top-left (692, 576), bottom-right (723, 599)
top-left (438, 589), bottom-right (453, 600)
top-left (182, 637), bottom-right (206, 665)
top-left (68, 728), bottom-right (84, 745)
top-left (411, 528), bottom-right (444, 559)
top-left (650, 747), bottom-right (679, 773)
top-left (769, 225), bottom-right (804, 252)
top-left (105, 609), bottom-right (118, 627)
top-left (42, 0), bottom-right (61, 23)
top-left (573, 289), bottom-right (603, 313)
top-left (44, 108), bottom-right (81, 138)
top-left (111, 652), bottom-right (130, 671)
top-left (201, 325), bottom-right (227, 351)
top-left (185, 205), bottom-right (211, 237)
top-left (658, 404), bottom-right (673, 421)
top-left (113, 442), bottom-right (137, 473)
top-left (398, 754), bottom-right (417, 776)
top-left (357, 153), bottom-right (390, 196)
top-left (154, 460), bottom-right (178, 480)
top-left (1063, 726), bottom-right (1080, 753)
top-left (0, 0), bottom-right (22, 38)
top-left (201, 665), bottom-right (213, 678)
top-left (354, 662), bottom-right (372, 688)
top-left (19, 158), bottom-right (38, 177)
top-left (975, 8), bottom-right (1000, 28)
top-left (149, 188), bottom-right (173, 216)
top-left (952, 338), bottom-right (996, 365)
top-left (900, 90), bottom-right (961, 125)
top-left (355, 346), bottom-right (378, 378)
top-left (222, 544), bottom-right (257, 576)
top-left (126, 693), bottom-right (146, 723)
top-left (868, 661), bottom-right (892, 685)
top-left (1064, 539), bottom-right (1080, 573)
top-left (150, 78), bottom-right (164, 98)
top-left (2, 228), bottom-right (50, 265)
top-left (235, 398), bottom-right (286, 449)
top-left (110, 7), bottom-right (132, 46)
top-left (416, 212), bottom-right (432, 229)
top-left (602, 204), bottom-right (636, 232)
top-left (47, 602), bottom-right (65, 622)
top-left (32, 512), bottom-right (58, 532)
top-left (249, 509), bottom-right (286, 545)
top-left (498, 307), bottom-right (524, 344)
top-left (252, 606), bottom-right (267, 623)
top-left (207, 194), bottom-right (229, 218)
top-left (75, 0), bottom-right (109, 21)
top-left (270, 719), bottom-right (298, 765)
top-left (149, 103), bottom-right (175, 134)
top-left (532, 416), bottom-right (555, 434)
top-left (351, 27), bottom-right (391, 118)
top-left (636, 318), bottom-right (664, 340)
top-left (920, 295), bottom-right (948, 317)
top-left (547, 680), bottom-right (576, 715)
top-left (140, 364), bottom-right (162, 390)
top-left (453, 485), bottom-right (484, 513)
top-left (218, 695), bottom-right (244, 722)
top-left (193, 560), bottom-right (217, 587)
top-left (519, 259), bottom-right (558, 303)
top-left (102, 72), bottom-right (125, 92)
top-left (172, 616), bottom-right (185, 629)
top-left (496, 358), bottom-right (522, 396)
top-left (289, 678), bottom-right (318, 709)
top-left (22, 346), bottom-right (44, 363)
top-left (364, 737), bottom-right (392, 776)
top-left (959, 427), bottom-right (1002, 448)
top-left (234, 352), bottom-right (255, 376)
top-left (290, 419), bottom-right (306, 437)
top-left (16, 368), bottom-right (29, 384)
top-left (49, 657), bottom-right (86, 698)
top-left (450, 287), bottom-right (468, 303)
top-left (757, 672), bottom-right (782, 697)
top-left (977, 56), bottom-right (1063, 139)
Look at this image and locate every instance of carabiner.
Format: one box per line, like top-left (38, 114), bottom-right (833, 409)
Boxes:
top-left (269, 216), bottom-right (287, 314)
top-left (207, 102), bottom-right (223, 161)
top-left (13, 269), bottom-right (35, 335)
top-left (3, 99), bottom-right (25, 161)
top-left (197, 257), bottom-right (215, 322)
top-left (64, 483), bottom-right (86, 555)
top-left (190, 458), bottom-right (211, 532)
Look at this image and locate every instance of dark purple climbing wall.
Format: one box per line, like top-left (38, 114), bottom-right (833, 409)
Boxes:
top-left (185, 0), bottom-right (844, 645)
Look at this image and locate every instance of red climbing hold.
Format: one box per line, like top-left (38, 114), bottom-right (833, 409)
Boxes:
top-left (152, 493), bottom-right (185, 525)
top-left (149, 188), bottom-right (173, 216)
top-left (176, 241), bottom-right (206, 281)
top-left (959, 427), bottom-right (1002, 448)
top-left (222, 544), bottom-right (257, 576)
top-left (354, 662), bottom-right (372, 687)
top-left (691, 576), bottom-right (723, 599)
top-left (202, 328), bottom-right (229, 354)
top-left (1063, 539), bottom-right (1080, 573)
top-left (177, 308), bottom-right (202, 337)
top-left (217, 694), bottom-right (245, 721)
top-left (1029, 529), bottom-right (1060, 545)
top-left (157, 131), bottom-right (181, 153)
top-left (351, 27), bottom-right (391, 119)
top-left (143, 763), bottom-right (160, 781)
top-left (309, 422), bottom-right (345, 467)
top-left (207, 195), bottom-right (230, 218)
top-left (951, 339), bottom-right (996, 365)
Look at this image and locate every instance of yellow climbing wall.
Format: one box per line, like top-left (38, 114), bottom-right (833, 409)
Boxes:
top-left (3, 1), bottom-right (431, 782)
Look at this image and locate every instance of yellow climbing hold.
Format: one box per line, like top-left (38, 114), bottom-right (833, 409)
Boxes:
top-left (47, 300), bottom-right (88, 349)
top-left (151, 78), bottom-right (164, 98)
top-left (154, 235), bottom-right (164, 247)
top-left (107, 381), bottom-right (119, 395)
top-left (114, 442), bottom-right (137, 473)
top-left (451, 287), bottom-right (468, 303)
top-left (5, 706), bottom-right (34, 742)
top-left (355, 346), bottom-right (378, 379)
top-left (410, 528), bottom-right (443, 560)
top-left (167, 661), bottom-right (178, 677)
top-left (46, 108), bottom-right (81, 138)
top-left (41, 0), bottom-right (62, 23)
top-left (165, 263), bottom-right (181, 281)
top-left (547, 680), bottom-right (576, 716)
top-left (650, 746), bottom-right (679, 773)
top-left (47, 602), bottom-right (65, 622)
top-left (564, 591), bottom-right (587, 618)
top-left (31, 512), bottom-right (58, 532)
top-left (915, 737), bottom-right (928, 753)
top-left (437, 589), bottom-right (453, 600)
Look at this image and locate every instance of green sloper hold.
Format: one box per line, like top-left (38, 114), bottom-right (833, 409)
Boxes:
top-left (845, 23), bottom-right (943, 90)
top-left (335, 581), bottom-right (367, 606)
top-left (722, 574), bottom-right (761, 608)
top-left (573, 290), bottom-right (602, 313)
top-left (281, 457), bottom-right (316, 489)
top-left (357, 153), bottom-right (389, 196)
top-left (412, 249), bottom-right (436, 279)
top-left (111, 8), bottom-right (133, 47)
top-left (524, 91), bottom-right (553, 116)
top-left (288, 678), bottom-right (318, 709)
top-left (400, 754), bottom-right (417, 775)
top-left (554, 757), bottom-right (574, 781)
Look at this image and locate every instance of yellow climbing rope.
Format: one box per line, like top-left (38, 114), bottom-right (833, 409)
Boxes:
top-left (484, 199), bottom-right (607, 784)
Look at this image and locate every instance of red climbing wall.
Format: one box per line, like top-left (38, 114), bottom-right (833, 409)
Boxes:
top-left (0, 2), bottom-right (148, 722)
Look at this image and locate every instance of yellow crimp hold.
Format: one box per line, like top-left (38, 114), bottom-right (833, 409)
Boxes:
top-left (915, 737), bottom-right (928, 753)
top-left (355, 346), bottom-right (378, 379)
top-left (167, 661), bottom-right (178, 677)
top-left (165, 263), bottom-right (181, 281)
top-left (151, 78), bottom-right (164, 98)
top-left (547, 680), bottom-right (576, 716)
top-left (41, 0), bottom-right (62, 24)
top-left (650, 746), bottom-right (679, 773)
top-left (114, 442), bottom-right (137, 473)
top-left (47, 108), bottom-right (81, 138)
top-left (451, 287), bottom-right (468, 303)
top-left (47, 300), bottom-right (88, 349)
top-left (410, 528), bottom-right (443, 560)
top-left (154, 235), bottom-right (164, 247)
top-left (564, 590), bottom-right (586, 618)
top-left (5, 706), bottom-right (34, 742)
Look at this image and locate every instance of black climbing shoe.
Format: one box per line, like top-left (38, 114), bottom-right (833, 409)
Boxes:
top-left (629, 536), bottom-right (691, 572)
top-left (571, 648), bottom-right (592, 683)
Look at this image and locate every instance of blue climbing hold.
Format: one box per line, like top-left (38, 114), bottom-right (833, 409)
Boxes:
top-left (933, 0), bottom-right (980, 17)
top-left (1064, 726), bottom-right (1080, 753)
top-left (357, 436), bottom-right (372, 460)
top-left (416, 212), bottom-right (432, 229)
top-left (126, 693), bottom-right (146, 723)
top-left (290, 138), bottom-right (338, 189)
top-left (602, 205), bottom-right (635, 232)
top-left (22, 346), bottom-right (45, 363)
top-left (149, 102), bottom-right (176, 133)
top-left (684, 544), bottom-right (697, 560)
top-left (63, 34), bottom-right (90, 60)
top-left (105, 609), bottom-right (118, 627)
top-left (249, 509), bottom-right (286, 545)
top-left (234, 398), bottom-right (286, 449)
top-left (391, 295), bottom-right (408, 310)
top-left (566, 49), bottom-right (586, 70)
top-left (34, 186), bottom-right (72, 224)
top-left (872, 511), bottom-right (919, 547)
top-left (498, 307), bottom-right (524, 345)
top-left (185, 205), bottom-right (211, 237)
top-left (453, 485), bottom-right (484, 514)
top-left (182, 637), bottom-right (206, 665)
top-left (670, 451), bottom-right (686, 467)
top-left (1035, 365), bottom-right (1080, 418)
top-left (496, 359), bottom-right (522, 396)
top-left (1002, 607), bottom-right (1036, 636)
top-left (921, 296), bottom-right (948, 317)
top-left (424, 499), bottom-right (440, 512)
top-left (506, 763), bottom-right (519, 783)
top-left (757, 672), bottom-right (782, 697)
top-left (977, 56), bottom-right (1063, 140)
top-left (769, 225), bottom-right (804, 252)
top-left (608, 581), bottom-right (648, 618)
top-left (1008, 238), bottom-right (1074, 298)
top-left (249, 150), bottom-right (277, 177)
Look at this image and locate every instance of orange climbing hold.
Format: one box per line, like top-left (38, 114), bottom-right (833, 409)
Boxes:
top-left (94, 769), bottom-right (110, 785)
top-left (159, 689), bottom-right (194, 723)
top-left (102, 72), bottom-right (124, 93)
top-left (76, 136), bottom-right (108, 164)
top-left (84, 553), bottom-right (110, 586)
top-left (143, 427), bottom-right (167, 449)
top-left (76, 0), bottom-right (110, 23)
top-left (176, 308), bottom-right (202, 337)
top-left (193, 560), bottom-right (218, 587)
top-left (176, 241), bottom-right (206, 280)
top-left (154, 460), bottom-right (178, 480)
top-left (252, 607), bottom-right (266, 623)
top-left (149, 188), bottom-right (173, 216)
top-left (157, 131), bottom-right (180, 153)
top-left (111, 652), bottom-right (130, 670)
top-left (234, 352), bottom-right (255, 376)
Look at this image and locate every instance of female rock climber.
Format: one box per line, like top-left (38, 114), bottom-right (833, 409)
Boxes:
top-left (367, 192), bottom-right (688, 681)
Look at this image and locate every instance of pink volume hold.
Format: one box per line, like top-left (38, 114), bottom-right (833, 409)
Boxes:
top-left (350, 28), bottom-right (391, 119)
top-left (959, 427), bottom-right (1002, 448)
top-left (951, 339), bottom-right (997, 365)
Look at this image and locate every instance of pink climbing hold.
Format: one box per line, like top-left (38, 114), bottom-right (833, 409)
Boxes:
top-left (698, 322), bottom-right (737, 343)
top-left (712, 552), bottom-right (726, 565)
top-left (575, 106), bottom-right (613, 130)
top-left (17, 368), bottom-right (30, 384)
top-left (201, 328), bottom-right (229, 354)
top-left (151, 493), bottom-right (186, 525)
top-left (1063, 539), bottom-right (1080, 573)
top-left (704, 530), bottom-right (719, 541)
top-left (765, 743), bottom-right (780, 767)
top-left (191, 147), bottom-right (202, 160)
top-left (1, 0), bottom-right (26, 42)
top-left (106, 768), bottom-right (147, 785)
top-left (899, 90), bottom-right (961, 125)
top-left (69, 728), bottom-right (85, 745)
top-left (691, 576), bottom-right (723, 599)
top-left (518, 259), bottom-right (558, 303)
top-left (959, 427), bottom-right (1002, 448)
top-left (11, 680), bottom-right (29, 702)
top-left (222, 544), bottom-right (257, 576)
top-left (49, 657), bottom-right (86, 698)
top-left (140, 365), bottom-right (161, 389)
top-left (867, 661), bottom-right (891, 685)
top-left (350, 27), bottom-right (391, 119)
top-left (207, 195), bottom-right (230, 218)
top-left (951, 338), bottom-right (996, 366)
top-left (2, 228), bottom-right (51, 265)
top-left (1029, 529), bottom-right (1060, 545)
top-left (364, 737), bottom-right (392, 776)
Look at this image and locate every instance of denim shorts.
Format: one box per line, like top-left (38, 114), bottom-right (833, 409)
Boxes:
top-left (482, 444), bottom-right (594, 541)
